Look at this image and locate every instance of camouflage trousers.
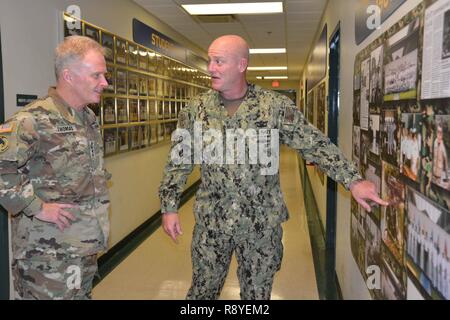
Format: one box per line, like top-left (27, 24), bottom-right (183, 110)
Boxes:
top-left (12, 254), bottom-right (98, 300)
top-left (187, 224), bottom-right (283, 300)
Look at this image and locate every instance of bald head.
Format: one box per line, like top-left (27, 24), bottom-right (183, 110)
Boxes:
top-left (209, 35), bottom-right (250, 62)
top-left (207, 35), bottom-right (250, 98)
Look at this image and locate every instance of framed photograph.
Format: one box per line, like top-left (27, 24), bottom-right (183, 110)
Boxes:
top-left (171, 101), bottom-right (178, 119)
top-left (139, 100), bottom-right (148, 122)
top-left (128, 72), bottom-right (139, 96)
top-left (422, 1), bottom-right (450, 99)
top-left (102, 97), bottom-right (116, 125)
top-left (148, 52), bottom-right (157, 73)
top-left (129, 126), bottom-right (140, 150)
top-left (138, 47), bottom-right (148, 70)
top-left (381, 108), bottom-right (400, 167)
top-left (116, 69), bottom-right (127, 94)
top-left (368, 113), bottom-right (381, 164)
top-left (364, 159), bottom-right (382, 222)
top-left (317, 82), bottom-right (326, 134)
top-left (129, 99), bottom-right (139, 122)
top-left (164, 100), bottom-right (171, 119)
top-left (140, 125), bottom-right (150, 148)
top-left (353, 126), bottom-right (361, 163)
top-left (103, 128), bottom-right (117, 156)
top-left (170, 82), bottom-right (177, 99)
top-left (380, 244), bottom-right (406, 299)
top-left (381, 161), bottom-right (406, 268)
top-left (431, 115), bottom-right (450, 191)
top-left (354, 94), bottom-right (361, 125)
top-left (369, 45), bottom-right (383, 106)
top-left (157, 123), bottom-right (165, 142)
top-left (360, 57), bottom-right (370, 130)
top-left (406, 186), bottom-right (450, 300)
top-left (162, 57), bottom-right (170, 76)
top-left (148, 78), bottom-right (156, 97)
top-left (164, 81), bottom-right (170, 98)
top-left (149, 100), bottom-right (157, 120)
top-left (115, 38), bottom-right (127, 65)
top-left (400, 112), bottom-right (423, 182)
top-left (84, 24), bottom-right (99, 42)
top-left (383, 18), bottom-right (420, 101)
top-left (350, 204), bottom-right (365, 275)
top-left (128, 43), bottom-right (138, 68)
top-left (150, 125), bottom-right (157, 145)
top-left (156, 79), bottom-right (164, 97)
top-left (139, 76), bottom-right (148, 96)
top-left (101, 32), bottom-right (114, 62)
top-left (118, 127), bottom-right (129, 152)
top-left (104, 65), bottom-right (115, 94)
top-left (157, 100), bottom-right (164, 120)
top-left (117, 98), bottom-right (128, 124)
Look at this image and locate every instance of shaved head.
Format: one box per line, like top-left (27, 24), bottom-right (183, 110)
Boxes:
top-left (207, 35), bottom-right (250, 98)
top-left (209, 35), bottom-right (250, 62)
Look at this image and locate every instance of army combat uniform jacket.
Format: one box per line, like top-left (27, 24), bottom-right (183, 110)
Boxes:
top-left (159, 84), bottom-right (362, 235)
top-left (0, 88), bottom-right (110, 260)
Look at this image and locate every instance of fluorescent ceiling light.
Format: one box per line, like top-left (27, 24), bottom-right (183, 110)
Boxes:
top-left (256, 76), bottom-right (288, 79)
top-left (250, 48), bottom-right (286, 54)
top-left (182, 2), bottom-right (283, 15)
top-left (247, 66), bottom-right (287, 71)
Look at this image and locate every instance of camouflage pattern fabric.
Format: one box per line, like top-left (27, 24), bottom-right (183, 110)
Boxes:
top-left (12, 254), bottom-right (97, 300)
top-left (0, 87), bottom-right (110, 299)
top-left (159, 83), bottom-right (362, 235)
top-left (187, 224), bottom-right (283, 300)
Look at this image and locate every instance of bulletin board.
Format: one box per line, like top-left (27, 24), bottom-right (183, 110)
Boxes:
top-left (351, 0), bottom-right (450, 300)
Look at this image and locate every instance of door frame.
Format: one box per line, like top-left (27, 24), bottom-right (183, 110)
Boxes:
top-left (0, 28), bottom-right (10, 300)
top-left (325, 22), bottom-right (341, 299)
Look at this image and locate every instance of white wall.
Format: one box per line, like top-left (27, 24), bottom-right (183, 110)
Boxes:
top-left (302, 0), bottom-right (423, 299)
top-left (0, 0), bottom-right (201, 251)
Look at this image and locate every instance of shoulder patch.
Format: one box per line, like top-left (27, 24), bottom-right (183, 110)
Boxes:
top-left (0, 122), bottom-right (15, 134)
top-left (0, 135), bottom-right (9, 153)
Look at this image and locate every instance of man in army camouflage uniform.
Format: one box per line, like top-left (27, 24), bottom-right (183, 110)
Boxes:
top-left (0, 36), bottom-right (110, 299)
top-left (159, 35), bottom-right (388, 300)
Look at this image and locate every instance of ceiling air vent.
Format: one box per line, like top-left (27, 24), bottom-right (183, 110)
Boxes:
top-left (194, 14), bottom-right (237, 23)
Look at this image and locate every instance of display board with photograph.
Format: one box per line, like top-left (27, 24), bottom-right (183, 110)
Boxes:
top-left (63, 13), bottom-right (210, 156)
top-left (351, 0), bottom-right (450, 300)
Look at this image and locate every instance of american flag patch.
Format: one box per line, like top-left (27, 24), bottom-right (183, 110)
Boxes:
top-left (0, 123), bottom-right (14, 134)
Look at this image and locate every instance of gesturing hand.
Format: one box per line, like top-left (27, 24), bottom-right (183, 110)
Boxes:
top-left (162, 212), bottom-right (183, 243)
top-left (35, 203), bottom-right (77, 231)
top-left (350, 180), bottom-right (389, 212)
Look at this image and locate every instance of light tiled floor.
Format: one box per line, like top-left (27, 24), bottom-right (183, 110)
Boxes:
top-left (93, 147), bottom-right (319, 299)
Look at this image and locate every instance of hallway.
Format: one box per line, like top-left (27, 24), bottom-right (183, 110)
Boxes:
top-left (93, 146), bottom-right (319, 299)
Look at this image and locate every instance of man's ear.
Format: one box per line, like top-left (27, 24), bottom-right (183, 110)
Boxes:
top-left (61, 69), bottom-right (73, 83)
top-left (238, 58), bottom-right (248, 73)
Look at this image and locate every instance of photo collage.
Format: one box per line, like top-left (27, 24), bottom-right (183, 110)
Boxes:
top-left (64, 13), bottom-right (211, 157)
top-left (351, 0), bottom-right (450, 300)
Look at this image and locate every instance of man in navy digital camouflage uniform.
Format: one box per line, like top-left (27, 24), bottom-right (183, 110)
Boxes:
top-left (159, 35), bottom-right (388, 300)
